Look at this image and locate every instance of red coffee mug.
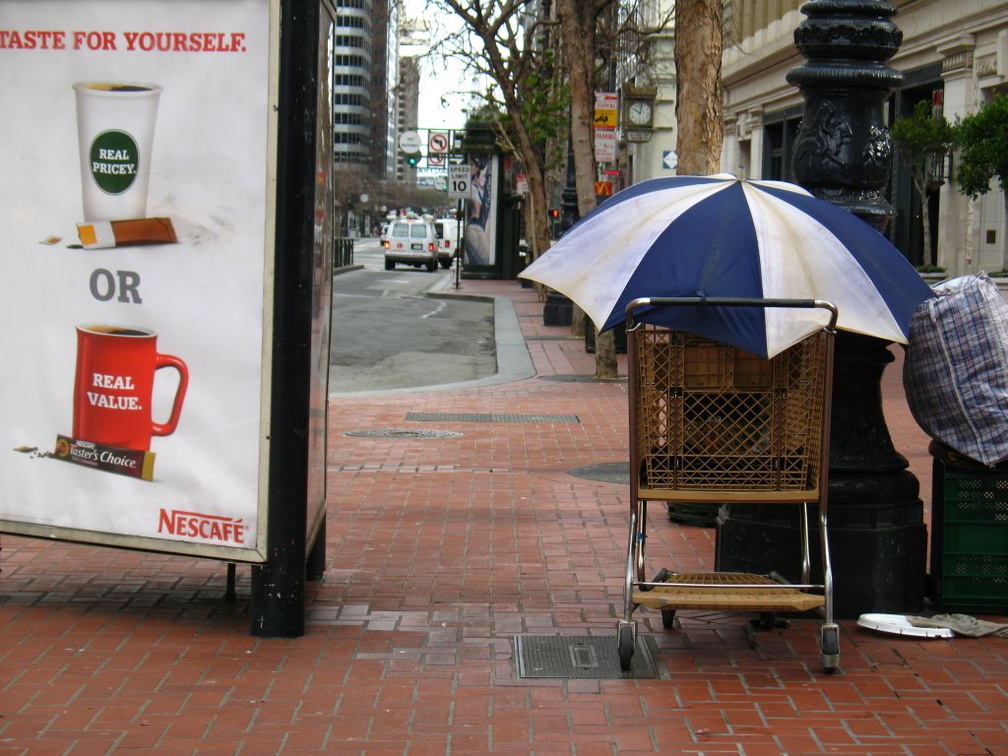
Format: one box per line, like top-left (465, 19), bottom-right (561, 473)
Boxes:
top-left (73, 324), bottom-right (188, 451)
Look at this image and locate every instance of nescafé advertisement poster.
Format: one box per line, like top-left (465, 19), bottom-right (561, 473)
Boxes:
top-left (0, 0), bottom-right (276, 559)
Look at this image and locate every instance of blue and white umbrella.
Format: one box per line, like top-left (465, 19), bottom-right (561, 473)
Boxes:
top-left (519, 174), bottom-right (935, 358)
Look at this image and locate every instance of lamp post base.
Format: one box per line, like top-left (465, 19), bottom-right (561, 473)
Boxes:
top-left (716, 334), bottom-right (928, 618)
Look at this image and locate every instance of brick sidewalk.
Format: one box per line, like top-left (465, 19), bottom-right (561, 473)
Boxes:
top-left (2, 276), bottom-right (1007, 754)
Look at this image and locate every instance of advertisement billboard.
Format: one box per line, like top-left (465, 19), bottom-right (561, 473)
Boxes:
top-left (0, 0), bottom-right (278, 561)
top-left (465, 154), bottom-right (499, 268)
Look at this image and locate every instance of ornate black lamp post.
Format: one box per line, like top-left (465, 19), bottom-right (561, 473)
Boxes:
top-left (717, 0), bottom-right (927, 618)
top-left (543, 132), bottom-right (578, 325)
top-left (558, 133), bottom-right (580, 233)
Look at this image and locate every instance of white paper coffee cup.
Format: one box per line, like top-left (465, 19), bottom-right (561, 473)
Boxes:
top-left (74, 82), bottom-right (162, 221)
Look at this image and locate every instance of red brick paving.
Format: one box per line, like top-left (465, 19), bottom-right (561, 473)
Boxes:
top-left (2, 277), bottom-right (1007, 754)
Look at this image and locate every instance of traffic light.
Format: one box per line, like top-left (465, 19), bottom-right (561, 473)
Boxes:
top-left (406, 153), bottom-right (421, 167)
top-left (550, 208), bottom-right (559, 219)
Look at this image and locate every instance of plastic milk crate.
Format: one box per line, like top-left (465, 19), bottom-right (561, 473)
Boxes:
top-left (930, 455), bottom-right (1008, 614)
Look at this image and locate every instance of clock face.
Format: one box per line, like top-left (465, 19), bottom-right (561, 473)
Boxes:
top-left (628, 100), bottom-right (653, 126)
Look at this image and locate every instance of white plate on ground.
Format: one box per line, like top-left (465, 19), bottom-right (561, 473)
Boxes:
top-left (857, 613), bottom-right (954, 638)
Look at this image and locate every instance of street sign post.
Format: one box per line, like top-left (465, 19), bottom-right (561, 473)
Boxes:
top-left (447, 164), bottom-right (469, 289)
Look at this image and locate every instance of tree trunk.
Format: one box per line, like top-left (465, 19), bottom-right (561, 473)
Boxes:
top-left (559, 0), bottom-right (595, 343)
top-left (594, 328), bottom-right (617, 380)
top-left (911, 175), bottom-right (934, 268)
top-left (675, 0), bottom-right (723, 175)
top-left (557, 0), bottom-right (619, 380)
top-left (440, 0), bottom-right (559, 272)
top-left (505, 108), bottom-right (552, 264)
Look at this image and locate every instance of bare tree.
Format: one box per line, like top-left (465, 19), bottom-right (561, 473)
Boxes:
top-left (437, 0), bottom-right (567, 265)
top-left (554, 0), bottom-right (626, 379)
top-left (674, 0), bottom-right (723, 174)
top-left (435, 0), bottom-right (676, 380)
top-left (555, 0), bottom-right (616, 217)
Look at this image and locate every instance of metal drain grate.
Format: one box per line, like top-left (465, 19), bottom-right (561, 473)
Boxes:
top-left (405, 412), bottom-right (580, 424)
top-left (343, 429), bottom-right (464, 439)
top-left (537, 374), bottom-right (627, 383)
top-left (514, 635), bottom-right (660, 679)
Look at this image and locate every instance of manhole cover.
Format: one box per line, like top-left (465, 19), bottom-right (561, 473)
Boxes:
top-left (567, 461), bottom-right (629, 484)
top-left (343, 429), bottom-right (463, 439)
top-left (514, 635), bottom-right (660, 679)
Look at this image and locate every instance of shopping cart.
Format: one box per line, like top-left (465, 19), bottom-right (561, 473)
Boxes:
top-left (617, 297), bottom-right (840, 673)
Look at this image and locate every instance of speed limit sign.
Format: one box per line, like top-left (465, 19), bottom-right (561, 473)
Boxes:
top-left (448, 164), bottom-right (469, 199)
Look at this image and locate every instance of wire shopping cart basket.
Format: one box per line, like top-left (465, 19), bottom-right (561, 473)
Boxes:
top-left (617, 297), bottom-right (840, 673)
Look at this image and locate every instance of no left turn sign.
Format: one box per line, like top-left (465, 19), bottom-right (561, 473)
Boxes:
top-left (429, 131), bottom-right (449, 154)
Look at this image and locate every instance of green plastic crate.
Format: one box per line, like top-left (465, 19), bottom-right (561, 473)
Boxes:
top-left (933, 468), bottom-right (1008, 613)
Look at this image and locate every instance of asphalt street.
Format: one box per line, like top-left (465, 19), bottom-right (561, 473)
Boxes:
top-left (329, 238), bottom-right (533, 395)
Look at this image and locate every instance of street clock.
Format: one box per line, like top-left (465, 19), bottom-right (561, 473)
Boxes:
top-left (626, 99), bottom-right (653, 127)
top-left (622, 86), bottom-right (657, 130)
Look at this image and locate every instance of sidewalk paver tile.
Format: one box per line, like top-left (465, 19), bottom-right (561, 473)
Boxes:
top-left (1, 277), bottom-right (1006, 753)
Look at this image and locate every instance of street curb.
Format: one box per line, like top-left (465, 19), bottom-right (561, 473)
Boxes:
top-left (328, 271), bottom-right (536, 398)
top-left (333, 264), bottom-right (364, 275)
top-left (427, 284), bottom-right (538, 390)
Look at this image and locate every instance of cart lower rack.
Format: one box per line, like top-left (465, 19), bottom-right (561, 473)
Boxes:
top-left (618, 297), bottom-right (840, 673)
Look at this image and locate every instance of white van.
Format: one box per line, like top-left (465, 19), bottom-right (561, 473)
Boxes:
top-left (433, 218), bottom-right (462, 269)
top-left (383, 219), bottom-right (438, 271)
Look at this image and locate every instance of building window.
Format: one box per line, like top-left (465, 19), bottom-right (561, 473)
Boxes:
top-left (763, 109), bottom-right (802, 182)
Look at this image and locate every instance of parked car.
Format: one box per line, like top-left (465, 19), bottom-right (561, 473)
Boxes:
top-left (433, 218), bottom-right (462, 269)
top-left (383, 219), bottom-right (438, 271)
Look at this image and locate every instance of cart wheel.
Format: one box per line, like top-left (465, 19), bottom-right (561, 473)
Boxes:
top-left (661, 609), bottom-right (676, 629)
top-left (820, 623), bottom-right (840, 674)
top-left (617, 621), bottom-right (636, 671)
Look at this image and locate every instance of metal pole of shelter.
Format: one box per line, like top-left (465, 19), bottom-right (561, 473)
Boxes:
top-left (250, 0), bottom-right (319, 638)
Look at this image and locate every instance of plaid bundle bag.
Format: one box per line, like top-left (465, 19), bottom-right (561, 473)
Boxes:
top-left (903, 273), bottom-right (1008, 466)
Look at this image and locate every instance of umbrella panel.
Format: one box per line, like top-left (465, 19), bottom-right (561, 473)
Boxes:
top-left (520, 176), bottom-right (934, 358)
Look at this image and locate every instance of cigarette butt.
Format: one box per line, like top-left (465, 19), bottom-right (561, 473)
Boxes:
top-left (77, 217), bottom-right (177, 249)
